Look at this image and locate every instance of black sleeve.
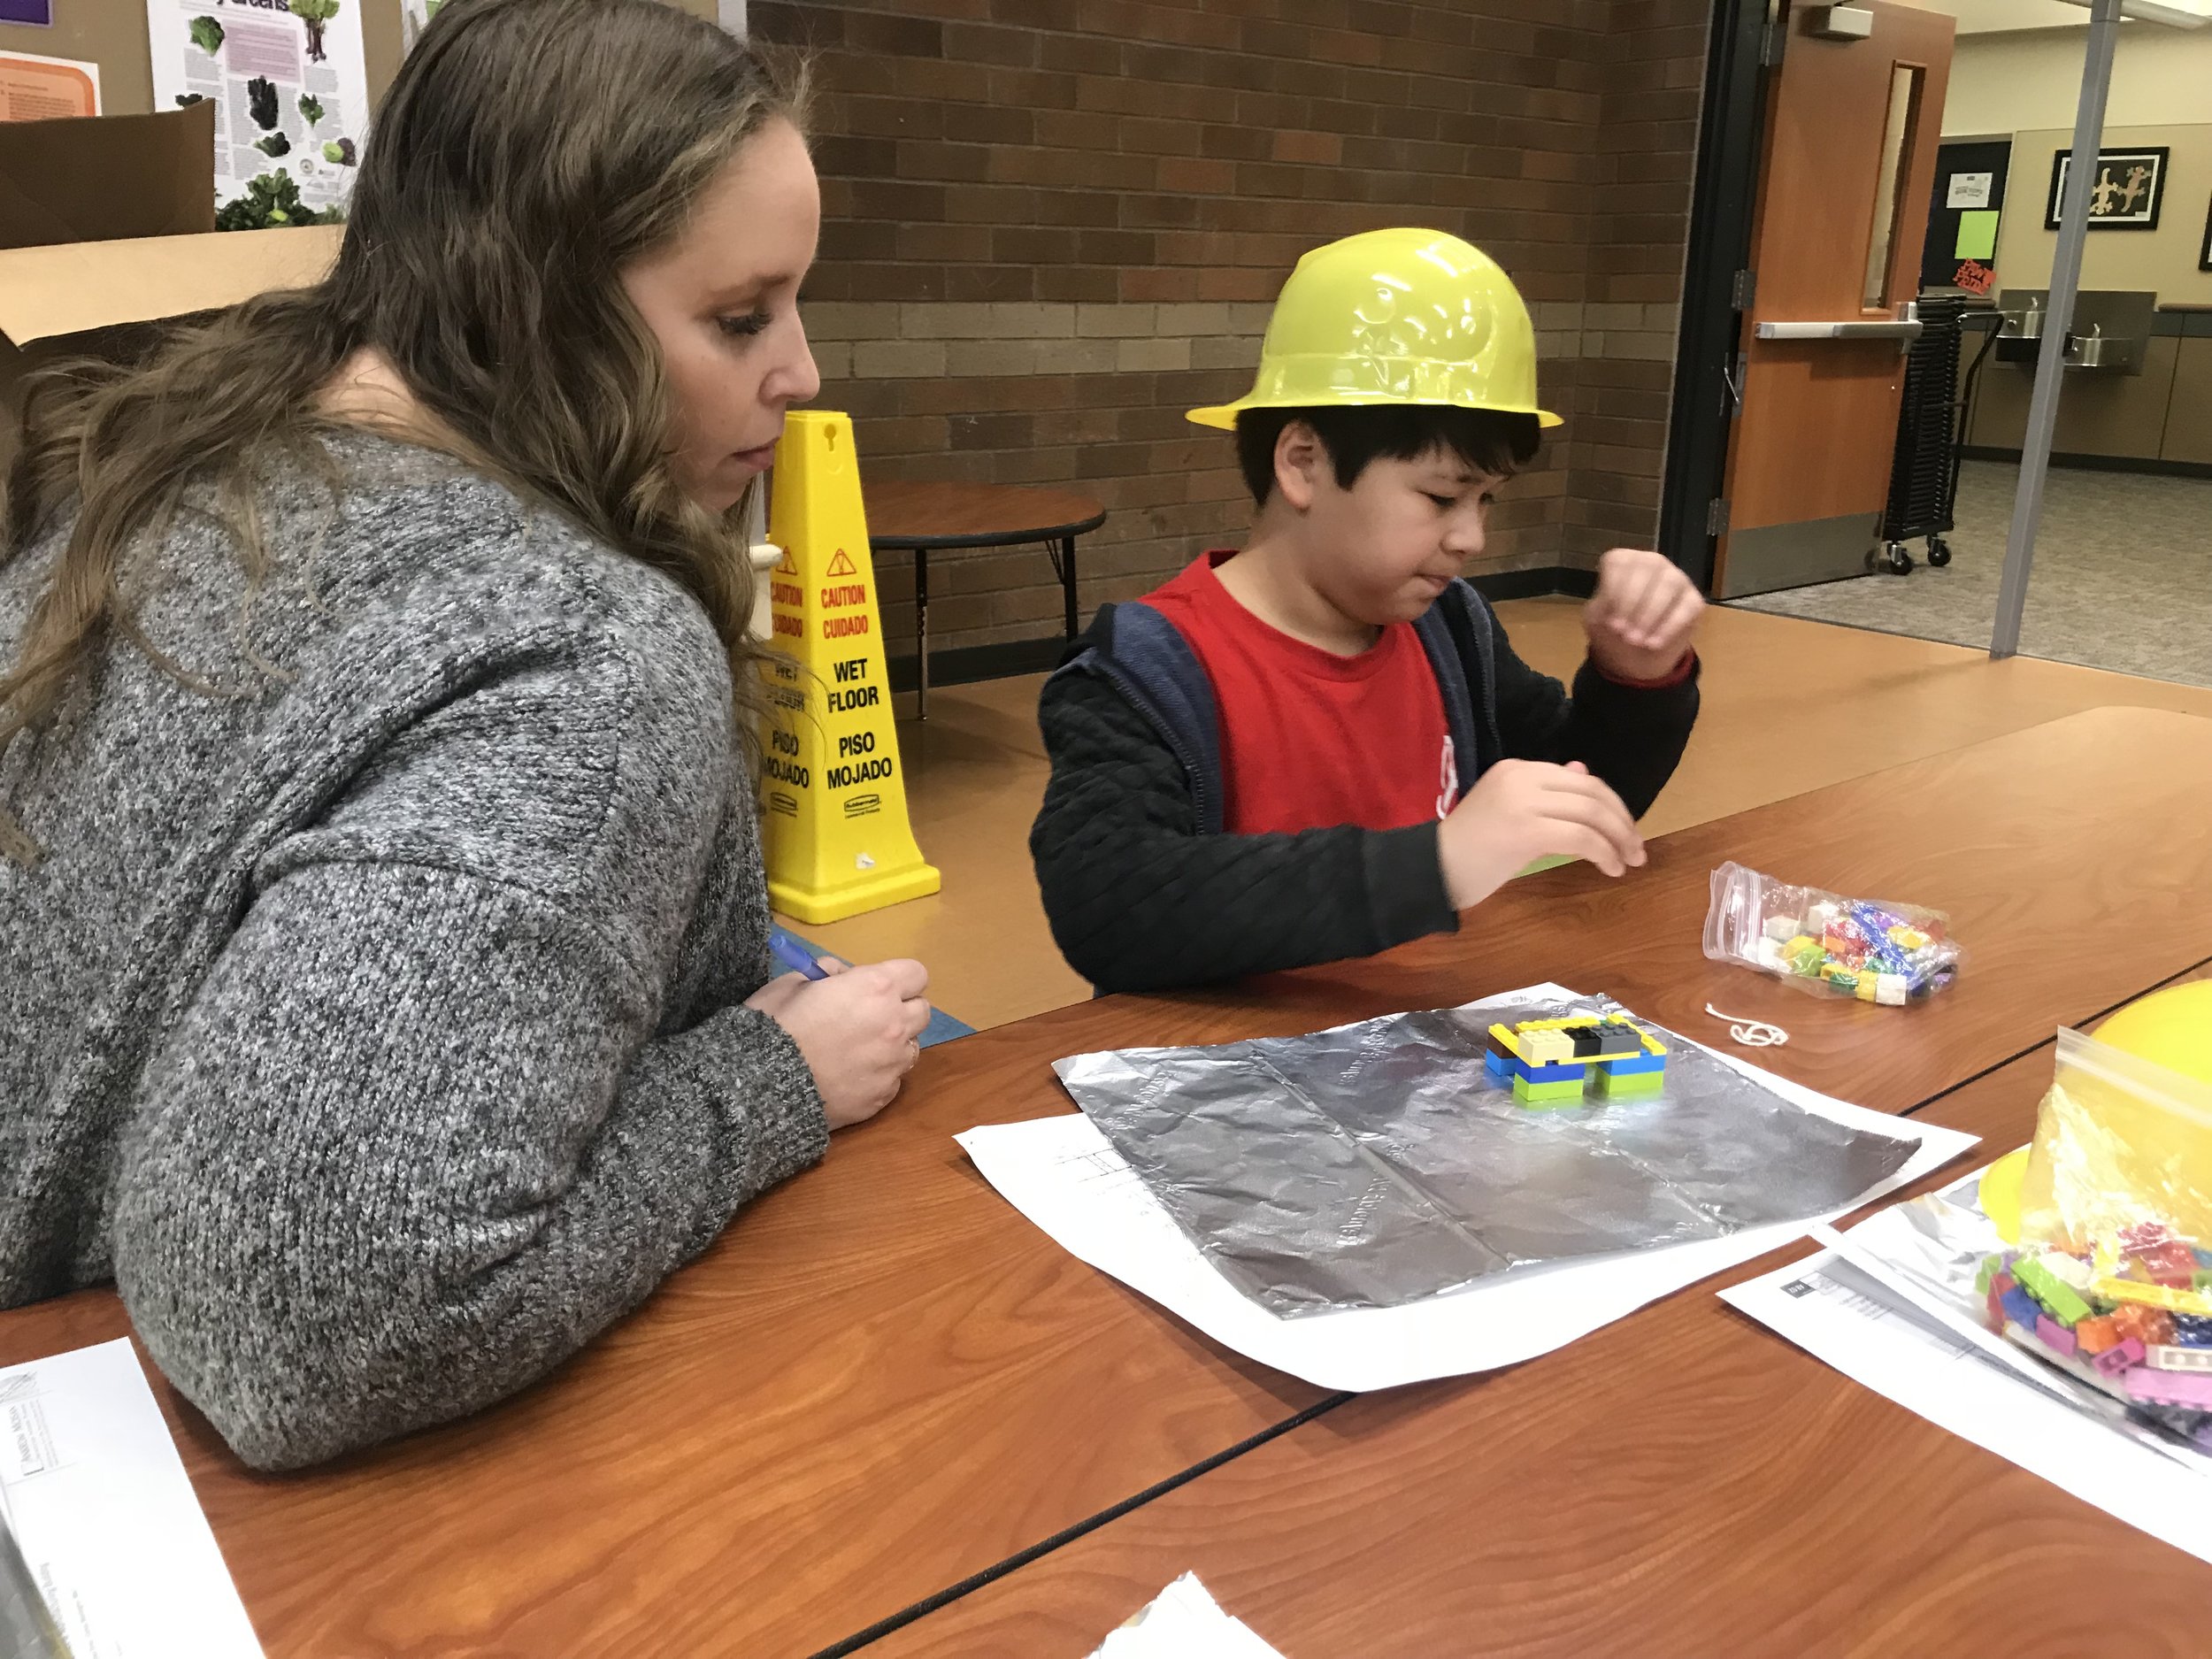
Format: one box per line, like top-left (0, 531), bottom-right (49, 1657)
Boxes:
top-left (1029, 668), bottom-right (1458, 994)
top-left (1480, 608), bottom-right (1701, 819)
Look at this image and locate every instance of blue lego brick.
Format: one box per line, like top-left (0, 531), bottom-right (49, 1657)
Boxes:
top-left (1999, 1286), bottom-right (2041, 1331)
top-left (1511, 1059), bottom-right (1586, 1084)
top-left (1484, 1049), bottom-right (1510, 1082)
top-left (2173, 1313), bottom-right (2212, 1348)
top-left (1601, 1053), bottom-right (1667, 1077)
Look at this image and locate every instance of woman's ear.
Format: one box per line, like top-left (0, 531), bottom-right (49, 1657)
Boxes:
top-left (1271, 419), bottom-right (1325, 512)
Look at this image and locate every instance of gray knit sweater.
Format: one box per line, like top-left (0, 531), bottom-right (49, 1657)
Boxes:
top-left (0, 431), bottom-right (826, 1471)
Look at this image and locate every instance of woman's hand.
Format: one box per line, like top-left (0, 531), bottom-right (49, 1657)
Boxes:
top-left (745, 956), bottom-right (931, 1128)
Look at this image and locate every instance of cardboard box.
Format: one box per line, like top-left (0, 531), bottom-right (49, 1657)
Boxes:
top-left (0, 101), bottom-right (341, 452)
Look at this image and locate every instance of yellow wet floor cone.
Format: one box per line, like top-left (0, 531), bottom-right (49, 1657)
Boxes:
top-left (757, 411), bottom-right (940, 923)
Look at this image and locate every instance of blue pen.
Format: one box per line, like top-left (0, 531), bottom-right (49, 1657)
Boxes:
top-left (770, 929), bottom-right (829, 981)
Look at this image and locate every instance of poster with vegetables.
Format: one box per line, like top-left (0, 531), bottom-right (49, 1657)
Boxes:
top-left (146, 0), bottom-right (368, 227)
top-left (399, 0), bottom-right (443, 54)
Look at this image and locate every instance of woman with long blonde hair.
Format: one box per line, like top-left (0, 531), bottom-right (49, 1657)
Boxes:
top-left (0, 0), bottom-right (928, 1470)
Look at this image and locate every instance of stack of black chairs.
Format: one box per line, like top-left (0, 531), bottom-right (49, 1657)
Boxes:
top-left (1876, 294), bottom-right (1968, 575)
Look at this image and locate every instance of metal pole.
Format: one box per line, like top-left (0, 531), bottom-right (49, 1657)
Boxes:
top-left (1989, 0), bottom-right (2121, 658)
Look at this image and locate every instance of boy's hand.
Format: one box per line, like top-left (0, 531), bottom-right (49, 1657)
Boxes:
top-left (1436, 759), bottom-right (1646, 911)
top-left (1583, 548), bottom-right (1703, 684)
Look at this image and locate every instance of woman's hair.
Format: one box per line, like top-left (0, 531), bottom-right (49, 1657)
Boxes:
top-left (0, 0), bottom-right (808, 864)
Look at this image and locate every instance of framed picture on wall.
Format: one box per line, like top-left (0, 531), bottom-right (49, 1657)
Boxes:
top-left (2046, 146), bottom-right (2169, 230)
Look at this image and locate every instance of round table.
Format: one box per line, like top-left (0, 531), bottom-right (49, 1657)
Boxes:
top-left (861, 480), bottom-right (1108, 718)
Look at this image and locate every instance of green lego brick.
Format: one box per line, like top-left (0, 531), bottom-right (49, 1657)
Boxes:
top-left (2013, 1256), bottom-right (2093, 1325)
top-left (1594, 1069), bottom-right (1664, 1099)
top-left (1512, 1076), bottom-right (1585, 1098)
top-left (1512, 1076), bottom-right (1586, 1109)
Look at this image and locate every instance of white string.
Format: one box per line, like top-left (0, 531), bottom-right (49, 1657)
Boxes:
top-left (1705, 1003), bottom-right (1790, 1048)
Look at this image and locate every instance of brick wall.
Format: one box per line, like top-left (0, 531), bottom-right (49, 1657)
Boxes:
top-left (1564, 0), bottom-right (1710, 566)
top-left (750, 0), bottom-right (1712, 660)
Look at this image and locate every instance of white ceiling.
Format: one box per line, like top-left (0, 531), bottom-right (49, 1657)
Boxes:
top-left (1898, 0), bottom-right (2092, 32)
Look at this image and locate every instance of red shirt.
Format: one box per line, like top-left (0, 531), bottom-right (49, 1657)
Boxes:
top-left (1143, 552), bottom-right (1457, 835)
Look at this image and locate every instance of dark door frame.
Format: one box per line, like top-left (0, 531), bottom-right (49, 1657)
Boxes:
top-left (1656, 0), bottom-right (1780, 594)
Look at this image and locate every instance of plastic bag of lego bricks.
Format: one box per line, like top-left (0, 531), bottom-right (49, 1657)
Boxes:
top-left (1701, 861), bottom-right (1962, 1005)
top-left (1984, 1031), bottom-right (2212, 1451)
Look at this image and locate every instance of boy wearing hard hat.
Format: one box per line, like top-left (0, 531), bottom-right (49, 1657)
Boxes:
top-left (1031, 229), bottom-right (1703, 992)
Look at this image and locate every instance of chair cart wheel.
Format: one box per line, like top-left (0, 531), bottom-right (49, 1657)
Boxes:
top-left (1882, 541), bottom-right (1915, 576)
top-left (1928, 537), bottom-right (1952, 568)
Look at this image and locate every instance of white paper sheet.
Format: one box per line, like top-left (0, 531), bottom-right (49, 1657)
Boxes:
top-left (1724, 1248), bottom-right (2212, 1564)
top-left (959, 984), bottom-right (1976, 1393)
top-left (1090, 1573), bottom-right (1286, 1659)
top-left (0, 1339), bottom-right (263, 1659)
top-left (1946, 172), bottom-right (1994, 209)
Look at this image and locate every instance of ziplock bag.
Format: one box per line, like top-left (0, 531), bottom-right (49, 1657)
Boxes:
top-left (1703, 860), bottom-right (1962, 1004)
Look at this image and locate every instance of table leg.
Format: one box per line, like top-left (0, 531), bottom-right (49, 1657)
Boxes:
top-left (1061, 534), bottom-right (1079, 641)
top-left (915, 545), bottom-right (930, 722)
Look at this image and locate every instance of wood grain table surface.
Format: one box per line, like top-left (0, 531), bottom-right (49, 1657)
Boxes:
top-left (0, 707), bottom-right (2207, 1657)
top-left (860, 480), bottom-right (1108, 549)
top-left (872, 980), bottom-right (2212, 1659)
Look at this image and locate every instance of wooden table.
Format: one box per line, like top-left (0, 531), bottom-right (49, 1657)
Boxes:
top-left (861, 480), bottom-right (1107, 718)
top-left (2, 709), bottom-right (2208, 1656)
top-left (868, 1011), bottom-right (2212, 1659)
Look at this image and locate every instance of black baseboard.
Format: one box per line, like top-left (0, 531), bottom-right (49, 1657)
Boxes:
top-left (1959, 445), bottom-right (2212, 480)
top-left (1475, 565), bottom-right (1598, 601)
top-left (884, 634), bottom-right (1071, 694)
top-left (883, 566), bottom-right (1598, 693)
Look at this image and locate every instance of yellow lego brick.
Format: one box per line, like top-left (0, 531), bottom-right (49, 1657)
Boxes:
top-left (2093, 1277), bottom-right (2212, 1317)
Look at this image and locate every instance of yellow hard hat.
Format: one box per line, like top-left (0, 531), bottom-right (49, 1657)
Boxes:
top-left (1187, 227), bottom-right (1562, 431)
top-left (2092, 981), bottom-right (2212, 1085)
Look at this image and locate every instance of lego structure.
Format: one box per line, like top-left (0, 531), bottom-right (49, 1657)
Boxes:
top-left (1484, 1014), bottom-right (1668, 1108)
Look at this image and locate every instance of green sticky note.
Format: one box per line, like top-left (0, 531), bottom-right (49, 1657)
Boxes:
top-left (1514, 854), bottom-right (1577, 879)
top-left (1955, 209), bottom-right (2000, 260)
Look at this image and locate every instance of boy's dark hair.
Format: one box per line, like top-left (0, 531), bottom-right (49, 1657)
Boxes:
top-left (1233, 403), bottom-right (1543, 506)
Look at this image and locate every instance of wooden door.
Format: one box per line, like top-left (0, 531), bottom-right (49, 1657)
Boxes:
top-left (1714, 1), bottom-right (1955, 598)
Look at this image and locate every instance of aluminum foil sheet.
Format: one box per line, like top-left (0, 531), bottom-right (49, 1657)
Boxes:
top-left (1056, 994), bottom-right (1916, 1317)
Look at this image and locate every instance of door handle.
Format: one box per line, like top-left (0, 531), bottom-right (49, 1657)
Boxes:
top-left (1754, 319), bottom-right (1924, 341)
